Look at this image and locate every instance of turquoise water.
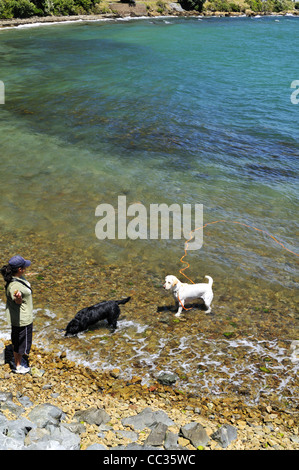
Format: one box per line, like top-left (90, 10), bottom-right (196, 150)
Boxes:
top-left (0, 17), bottom-right (298, 279)
top-left (0, 16), bottom-right (298, 403)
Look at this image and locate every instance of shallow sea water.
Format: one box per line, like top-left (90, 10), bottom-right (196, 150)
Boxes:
top-left (0, 16), bottom-right (298, 407)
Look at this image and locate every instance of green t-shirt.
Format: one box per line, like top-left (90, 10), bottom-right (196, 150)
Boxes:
top-left (5, 276), bottom-right (33, 327)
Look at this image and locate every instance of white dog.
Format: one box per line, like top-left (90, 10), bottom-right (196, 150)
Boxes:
top-left (163, 275), bottom-right (213, 317)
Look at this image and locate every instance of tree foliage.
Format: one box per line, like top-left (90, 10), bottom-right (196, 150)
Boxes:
top-left (0, 0), bottom-right (99, 18)
top-left (178, 0), bottom-right (205, 11)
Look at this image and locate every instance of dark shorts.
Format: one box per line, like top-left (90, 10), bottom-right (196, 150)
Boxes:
top-left (11, 323), bottom-right (33, 355)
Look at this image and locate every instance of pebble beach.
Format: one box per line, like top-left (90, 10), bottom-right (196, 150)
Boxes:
top-left (0, 235), bottom-right (298, 451)
top-left (0, 340), bottom-right (298, 451)
top-left (0, 14), bottom-right (298, 452)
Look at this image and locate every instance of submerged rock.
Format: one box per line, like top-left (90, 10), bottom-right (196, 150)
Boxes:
top-left (157, 372), bottom-right (178, 386)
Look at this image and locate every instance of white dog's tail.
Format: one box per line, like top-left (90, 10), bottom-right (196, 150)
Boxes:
top-left (205, 275), bottom-right (213, 286)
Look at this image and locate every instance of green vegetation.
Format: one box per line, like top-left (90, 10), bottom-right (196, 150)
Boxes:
top-left (179, 0), bottom-right (205, 11)
top-left (203, 0), bottom-right (294, 12)
top-left (0, 0), bottom-right (297, 19)
top-left (0, 0), bottom-right (103, 18)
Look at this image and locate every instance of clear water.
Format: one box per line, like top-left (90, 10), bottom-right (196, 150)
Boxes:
top-left (0, 16), bottom-right (298, 405)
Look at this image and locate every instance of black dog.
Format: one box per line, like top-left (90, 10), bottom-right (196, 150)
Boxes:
top-left (65, 297), bottom-right (131, 336)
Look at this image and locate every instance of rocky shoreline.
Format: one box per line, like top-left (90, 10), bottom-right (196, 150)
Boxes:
top-left (0, 340), bottom-right (298, 450)
top-left (0, 9), bottom-right (298, 29)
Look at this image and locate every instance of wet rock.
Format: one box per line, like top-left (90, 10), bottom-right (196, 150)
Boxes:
top-left (180, 422), bottom-right (210, 448)
top-left (74, 407), bottom-right (110, 426)
top-left (122, 407), bottom-right (174, 430)
top-left (157, 372), bottom-right (178, 386)
top-left (211, 424), bottom-right (238, 448)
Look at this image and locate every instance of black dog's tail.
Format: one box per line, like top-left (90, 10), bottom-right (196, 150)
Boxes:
top-left (116, 296), bottom-right (131, 305)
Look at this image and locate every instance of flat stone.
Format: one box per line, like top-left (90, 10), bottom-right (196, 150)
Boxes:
top-left (122, 407), bottom-right (174, 430)
top-left (115, 430), bottom-right (138, 442)
top-left (144, 422), bottom-right (168, 446)
top-left (211, 424), bottom-right (238, 448)
top-left (164, 431), bottom-right (179, 449)
top-left (74, 407), bottom-right (110, 426)
top-left (180, 422), bottom-right (210, 448)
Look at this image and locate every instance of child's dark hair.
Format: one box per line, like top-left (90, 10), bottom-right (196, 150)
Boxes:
top-left (1, 264), bottom-right (19, 288)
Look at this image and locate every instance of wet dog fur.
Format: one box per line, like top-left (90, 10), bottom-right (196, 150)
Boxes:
top-left (65, 297), bottom-right (131, 336)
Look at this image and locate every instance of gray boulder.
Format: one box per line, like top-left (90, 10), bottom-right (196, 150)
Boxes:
top-left (211, 424), bottom-right (237, 448)
top-left (27, 403), bottom-right (65, 429)
top-left (164, 430), bottom-right (185, 450)
top-left (17, 395), bottom-right (33, 408)
top-left (4, 417), bottom-right (34, 442)
top-left (114, 430), bottom-right (138, 442)
top-left (74, 407), bottom-right (110, 426)
top-left (24, 427), bottom-right (52, 446)
top-left (63, 421), bottom-right (86, 435)
top-left (24, 424), bottom-right (80, 450)
top-left (0, 392), bottom-right (24, 417)
top-left (0, 434), bottom-right (26, 450)
top-left (48, 424), bottom-right (81, 449)
top-left (25, 440), bottom-right (66, 450)
top-left (180, 422), bottom-right (209, 448)
top-left (169, 2), bottom-right (185, 11)
top-left (144, 422), bottom-right (168, 446)
top-left (122, 407), bottom-right (174, 430)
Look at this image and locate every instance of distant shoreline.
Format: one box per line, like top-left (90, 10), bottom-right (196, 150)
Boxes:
top-left (0, 10), bottom-right (298, 29)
